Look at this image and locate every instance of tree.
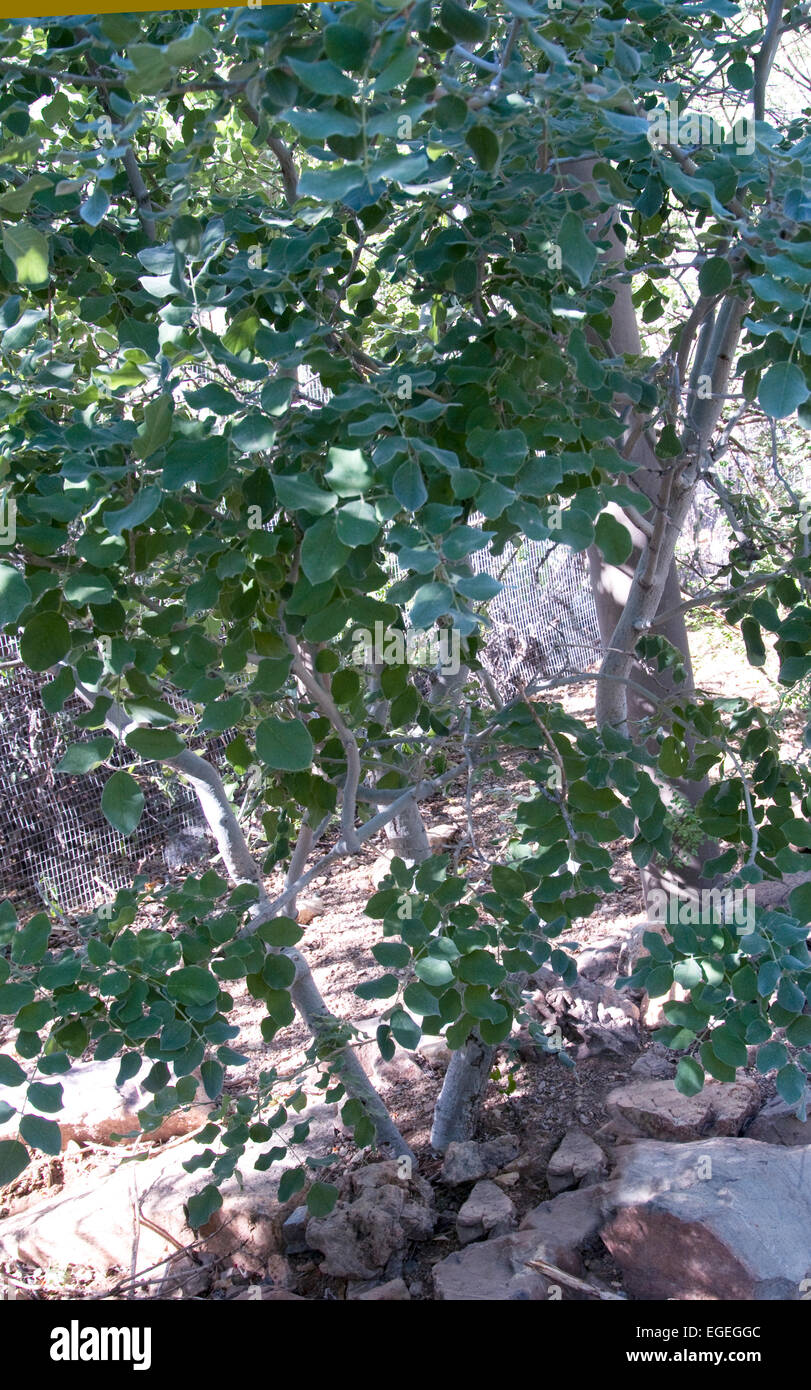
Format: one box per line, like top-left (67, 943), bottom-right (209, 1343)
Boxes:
top-left (2, 0), bottom-right (811, 1217)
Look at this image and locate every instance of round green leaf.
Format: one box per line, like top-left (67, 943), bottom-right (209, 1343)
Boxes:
top-left (124, 728), bottom-right (186, 759)
top-left (674, 1056), bottom-right (705, 1096)
top-left (758, 362), bottom-right (810, 420)
top-left (0, 564), bottom-right (31, 627)
top-left (19, 1113), bottom-right (62, 1156)
top-left (698, 257), bottom-right (733, 295)
top-left (20, 612), bottom-right (71, 671)
top-left (0, 1139), bottom-right (29, 1185)
top-left (167, 965), bottom-right (220, 1006)
top-left (101, 770), bottom-right (145, 836)
top-left (306, 1179), bottom-right (339, 1217)
top-left (256, 718), bottom-right (314, 772)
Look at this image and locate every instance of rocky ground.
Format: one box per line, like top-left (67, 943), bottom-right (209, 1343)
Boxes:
top-left (1, 620), bottom-right (810, 1301)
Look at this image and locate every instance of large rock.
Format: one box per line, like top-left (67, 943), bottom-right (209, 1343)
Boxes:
top-left (744, 1090), bottom-right (811, 1146)
top-left (519, 1186), bottom-right (606, 1277)
top-left (600, 1138), bottom-right (811, 1300)
top-left (0, 1057), bottom-right (211, 1149)
top-left (604, 1077), bottom-right (759, 1142)
top-left (434, 1232), bottom-right (552, 1301)
top-left (546, 1129), bottom-right (607, 1194)
top-left (0, 1103), bottom-right (340, 1280)
top-left (440, 1135), bottom-right (520, 1185)
top-left (456, 1179), bottom-right (515, 1245)
top-left (306, 1161), bottom-right (434, 1280)
top-left (434, 1186), bottom-right (607, 1299)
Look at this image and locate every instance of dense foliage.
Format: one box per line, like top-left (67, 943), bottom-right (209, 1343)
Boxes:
top-left (1, 0), bottom-right (811, 1221)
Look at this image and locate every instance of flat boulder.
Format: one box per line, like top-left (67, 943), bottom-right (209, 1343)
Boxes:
top-left (440, 1135), bottom-right (520, 1185)
top-left (0, 1102), bottom-right (341, 1281)
top-left (0, 1056), bottom-right (211, 1150)
top-left (600, 1138), bottom-right (811, 1300)
top-left (605, 1077), bottom-right (759, 1142)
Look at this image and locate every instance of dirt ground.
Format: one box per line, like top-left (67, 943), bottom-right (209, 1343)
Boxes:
top-left (0, 617), bottom-right (806, 1300)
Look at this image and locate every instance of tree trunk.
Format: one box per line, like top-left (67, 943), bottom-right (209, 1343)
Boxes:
top-left (430, 1035), bottom-right (494, 1152)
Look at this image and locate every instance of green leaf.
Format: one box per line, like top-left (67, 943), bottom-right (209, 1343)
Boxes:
top-left (776, 1063), bottom-right (806, 1106)
top-left (756, 1040), bottom-right (787, 1073)
top-left (324, 22), bottom-right (371, 71)
top-left (741, 617), bottom-right (766, 667)
top-left (644, 964), bottom-right (674, 997)
top-left (124, 728), bottom-right (186, 760)
top-left (27, 1081), bottom-right (63, 1114)
top-left (674, 1056), bottom-right (705, 1096)
top-left (103, 486), bottom-right (162, 535)
top-left (465, 124), bottom-right (499, 171)
top-left (19, 1114), bottom-right (61, 1156)
top-left (200, 1058), bottom-right (224, 1100)
top-left (56, 737), bottom-right (114, 774)
top-left (3, 223), bottom-right (49, 287)
top-left (167, 966), bottom-right (220, 1006)
top-left (389, 1007), bottom-right (421, 1050)
top-left (0, 564), bottom-right (31, 627)
top-left (256, 718), bottom-right (314, 772)
top-left (278, 1166), bottom-right (307, 1202)
top-left (300, 516), bottom-right (351, 584)
top-left (101, 770), bottom-right (145, 836)
top-left (758, 362), bottom-right (809, 420)
top-left (559, 211), bottom-right (597, 288)
top-left (0, 1139), bottom-right (29, 1185)
top-left (256, 917), bottom-right (304, 948)
top-left (133, 395), bottom-right (173, 459)
top-left (372, 942), bottom-right (411, 969)
top-left (710, 1025), bottom-right (747, 1070)
top-left (415, 956), bottom-right (454, 987)
top-left (11, 913), bottom-right (50, 965)
top-left (0, 1054), bottom-right (26, 1086)
top-left (287, 58), bottom-right (356, 97)
top-left (594, 512), bottom-right (633, 565)
top-left (187, 1183), bottom-right (223, 1229)
top-left (440, 0), bottom-right (489, 42)
top-left (232, 414), bottom-right (277, 454)
top-left (457, 950), bottom-right (506, 986)
top-left (20, 612), bottom-right (71, 671)
top-left (788, 881), bottom-right (811, 922)
top-left (698, 257), bottom-right (733, 295)
top-left (393, 458), bottom-right (428, 512)
top-left (306, 1179), bottom-right (339, 1217)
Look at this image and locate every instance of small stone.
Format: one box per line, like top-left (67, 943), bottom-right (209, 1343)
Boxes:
top-left (494, 1172), bottom-right (520, 1188)
top-left (546, 1129), bottom-right (607, 1195)
top-left (355, 1278), bottom-right (411, 1301)
top-left (744, 1089), bottom-right (811, 1146)
top-left (441, 1135), bottom-right (520, 1185)
top-left (296, 895), bottom-right (325, 924)
top-left (457, 1179), bottom-right (515, 1245)
top-left (282, 1206), bottom-right (311, 1254)
top-left (629, 1050), bottom-right (677, 1080)
top-left (426, 823), bottom-right (459, 850)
